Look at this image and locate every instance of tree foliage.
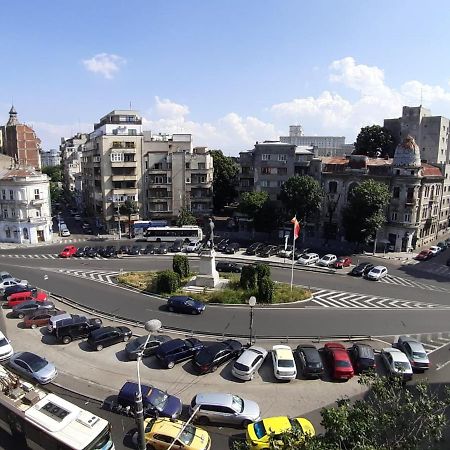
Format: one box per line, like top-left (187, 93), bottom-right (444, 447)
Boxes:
top-left (210, 150), bottom-right (239, 212)
top-left (255, 263), bottom-right (271, 284)
top-left (155, 270), bottom-right (180, 293)
top-left (42, 165), bottom-right (63, 183)
top-left (173, 254), bottom-right (190, 278)
top-left (240, 265), bottom-right (257, 290)
top-left (238, 191), bottom-right (281, 234)
top-left (353, 125), bottom-right (395, 158)
top-left (342, 179), bottom-right (391, 245)
top-left (238, 191), bottom-right (269, 218)
top-left (176, 207), bottom-right (197, 227)
top-left (280, 175), bottom-right (324, 223)
top-left (120, 199), bottom-right (140, 238)
top-left (258, 276), bottom-right (274, 303)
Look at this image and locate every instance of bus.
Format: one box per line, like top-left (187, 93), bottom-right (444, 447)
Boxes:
top-left (0, 365), bottom-right (114, 450)
top-left (133, 220), bottom-right (168, 239)
top-left (144, 226), bottom-right (203, 243)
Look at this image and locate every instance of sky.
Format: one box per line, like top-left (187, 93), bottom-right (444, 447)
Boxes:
top-left (2, 0), bottom-right (450, 155)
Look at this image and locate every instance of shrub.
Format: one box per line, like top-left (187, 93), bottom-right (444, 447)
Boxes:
top-left (173, 254), bottom-right (190, 278)
top-left (240, 265), bottom-right (257, 290)
top-left (258, 275), bottom-right (274, 303)
top-left (255, 263), bottom-right (270, 285)
top-left (155, 270), bottom-right (180, 293)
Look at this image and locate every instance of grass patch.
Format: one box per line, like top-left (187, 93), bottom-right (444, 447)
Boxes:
top-left (116, 271), bottom-right (157, 291)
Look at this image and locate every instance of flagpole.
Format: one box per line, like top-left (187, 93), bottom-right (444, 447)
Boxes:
top-left (290, 233), bottom-right (296, 292)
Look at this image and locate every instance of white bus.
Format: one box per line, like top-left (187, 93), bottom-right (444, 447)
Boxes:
top-left (0, 366), bottom-right (114, 450)
top-left (133, 220), bottom-right (168, 239)
top-left (144, 225), bottom-right (203, 243)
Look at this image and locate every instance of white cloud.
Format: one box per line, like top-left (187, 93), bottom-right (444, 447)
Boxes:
top-left (401, 80), bottom-right (450, 104)
top-left (31, 121), bottom-right (92, 149)
top-left (82, 53), bottom-right (126, 79)
top-left (153, 96), bottom-right (190, 119)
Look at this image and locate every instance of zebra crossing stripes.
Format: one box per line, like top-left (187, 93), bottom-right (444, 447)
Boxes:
top-left (4, 253), bottom-right (107, 260)
top-left (311, 289), bottom-right (448, 309)
top-left (57, 269), bottom-right (119, 284)
top-left (392, 332), bottom-right (450, 354)
top-left (380, 274), bottom-right (450, 292)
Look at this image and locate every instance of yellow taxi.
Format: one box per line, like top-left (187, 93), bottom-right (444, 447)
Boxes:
top-left (143, 417), bottom-right (211, 450)
top-left (246, 416), bottom-right (315, 449)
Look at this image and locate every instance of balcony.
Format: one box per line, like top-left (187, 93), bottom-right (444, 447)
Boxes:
top-left (111, 142), bottom-right (136, 150)
top-left (111, 160), bottom-right (137, 167)
top-left (31, 198), bottom-right (45, 206)
top-left (111, 174), bottom-right (137, 182)
top-left (112, 188), bottom-right (137, 195)
top-left (405, 198), bottom-right (416, 207)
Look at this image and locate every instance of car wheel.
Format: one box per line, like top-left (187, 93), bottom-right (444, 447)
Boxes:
top-left (197, 416), bottom-right (209, 425)
top-left (18, 313), bottom-right (24, 319)
top-left (96, 344), bottom-right (103, 351)
top-left (31, 323), bottom-right (37, 329)
top-left (168, 306), bottom-right (174, 312)
top-left (167, 361), bottom-right (175, 369)
top-left (242, 419), bottom-right (252, 428)
top-left (123, 335), bottom-right (130, 342)
top-left (62, 336), bottom-right (72, 344)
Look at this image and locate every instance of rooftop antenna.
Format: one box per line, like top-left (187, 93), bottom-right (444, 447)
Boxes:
top-left (420, 88), bottom-right (423, 107)
top-left (129, 101), bottom-right (132, 110)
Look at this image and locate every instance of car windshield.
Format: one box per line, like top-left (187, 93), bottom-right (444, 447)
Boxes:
top-left (335, 360), bottom-right (352, 368)
top-left (0, 338), bottom-right (8, 346)
top-left (233, 362), bottom-right (249, 372)
top-left (394, 361), bottom-right (410, 371)
top-left (278, 359), bottom-right (294, 368)
top-left (371, 268), bottom-right (381, 274)
top-left (179, 424), bottom-right (196, 445)
top-left (25, 355), bottom-right (47, 372)
top-left (412, 351), bottom-right (427, 359)
top-left (186, 300), bottom-right (197, 307)
top-left (231, 395), bottom-right (244, 413)
top-left (195, 350), bottom-right (213, 365)
top-left (253, 421), bottom-right (267, 439)
top-left (148, 390), bottom-right (169, 412)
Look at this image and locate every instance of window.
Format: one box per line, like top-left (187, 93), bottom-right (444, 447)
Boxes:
top-left (260, 180), bottom-right (268, 187)
top-left (261, 167), bottom-right (271, 175)
top-left (1, 190), bottom-right (5, 200)
top-left (391, 212), bottom-right (398, 221)
top-left (404, 213), bottom-right (411, 222)
top-left (5, 229), bottom-right (10, 238)
top-left (278, 167), bottom-right (287, 175)
top-left (262, 154), bottom-right (271, 161)
top-left (11, 208), bottom-right (15, 217)
top-left (3, 209), bottom-right (7, 218)
top-left (278, 154), bottom-right (287, 161)
top-left (185, 163), bottom-right (190, 169)
top-left (9, 190), bottom-right (13, 200)
top-left (329, 181), bottom-right (337, 194)
top-left (36, 210), bottom-right (41, 217)
top-left (198, 163), bottom-right (206, 170)
top-left (111, 153), bottom-right (122, 162)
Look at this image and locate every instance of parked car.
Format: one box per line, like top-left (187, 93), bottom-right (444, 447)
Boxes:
top-left (381, 347), bottom-right (413, 380)
top-left (118, 381), bottom-right (182, 419)
top-left (245, 243), bottom-right (265, 256)
top-left (416, 249), bottom-right (433, 261)
top-left (0, 271), bottom-right (12, 281)
top-left (102, 246), bottom-right (117, 258)
top-left (59, 245), bottom-right (77, 258)
top-left (3, 285), bottom-right (37, 300)
top-left (365, 265), bottom-right (388, 281)
top-left (293, 248), bottom-right (310, 260)
top-left (10, 300), bottom-right (55, 319)
top-left (216, 261), bottom-right (242, 273)
top-left (8, 351), bottom-right (57, 384)
top-left (0, 278), bottom-right (28, 292)
top-left (55, 316), bottom-right (103, 344)
top-left (232, 346), bottom-right (268, 381)
top-left (334, 256), bottom-right (352, 269)
top-left (23, 309), bottom-right (65, 329)
top-left (277, 245), bottom-right (293, 258)
top-left (155, 243), bottom-right (168, 254)
top-left (47, 312), bottom-right (74, 333)
top-left (155, 338), bottom-right (204, 369)
top-left (86, 247), bottom-right (100, 258)
top-left (224, 242), bottom-right (240, 254)
top-left (296, 253), bottom-right (320, 266)
top-left (272, 345), bottom-right (297, 381)
top-left (167, 296), bottom-right (206, 315)
top-left (168, 239), bottom-right (183, 253)
top-left (350, 262), bottom-right (374, 277)
top-left (348, 343), bottom-right (376, 373)
top-left (60, 228), bottom-right (71, 237)
top-left (74, 214), bottom-right (81, 221)
top-left (429, 245), bottom-right (441, 256)
top-left (0, 330), bottom-right (13, 361)
top-left (74, 246), bottom-right (90, 257)
top-left (87, 326), bottom-right (132, 351)
top-left (395, 336), bottom-right (430, 371)
top-left (246, 416), bottom-right (315, 449)
top-left (7, 290), bottom-right (47, 308)
top-left (141, 417), bottom-right (211, 450)
top-left (321, 342), bottom-right (354, 381)
top-left (316, 254), bottom-right (337, 267)
top-left (118, 245), bottom-right (130, 255)
top-left (143, 243), bottom-right (156, 254)
top-left (296, 344), bottom-right (324, 378)
top-left (125, 334), bottom-right (172, 360)
top-left (127, 245), bottom-right (142, 256)
top-left (216, 238), bottom-right (230, 252)
top-left (437, 242), bottom-right (447, 251)
top-left (257, 245), bottom-right (278, 258)
top-left (189, 392), bottom-right (260, 427)
top-left (185, 241), bottom-right (201, 253)
top-left (193, 339), bottom-right (243, 374)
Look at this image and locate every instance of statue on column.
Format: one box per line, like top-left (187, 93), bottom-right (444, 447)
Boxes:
top-left (199, 217), bottom-right (215, 253)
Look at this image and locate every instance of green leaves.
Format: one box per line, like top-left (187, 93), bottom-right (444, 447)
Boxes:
top-left (176, 207), bottom-right (197, 226)
top-left (354, 125), bottom-right (395, 158)
top-left (210, 150), bottom-right (239, 212)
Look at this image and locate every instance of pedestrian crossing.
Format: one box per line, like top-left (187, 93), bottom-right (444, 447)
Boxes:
top-left (56, 269), bottom-right (119, 284)
top-left (379, 274), bottom-right (450, 292)
top-left (390, 332), bottom-right (450, 354)
top-left (311, 288), bottom-right (449, 309)
top-left (2, 253), bottom-right (107, 260)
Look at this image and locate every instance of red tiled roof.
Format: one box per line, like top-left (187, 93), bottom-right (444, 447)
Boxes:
top-left (422, 163), bottom-right (442, 177)
top-left (0, 169), bottom-right (39, 179)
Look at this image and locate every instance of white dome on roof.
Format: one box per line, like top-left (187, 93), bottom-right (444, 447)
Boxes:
top-left (393, 135), bottom-right (421, 168)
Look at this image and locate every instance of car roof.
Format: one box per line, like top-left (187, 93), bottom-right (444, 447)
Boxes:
top-left (273, 345), bottom-right (293, 359)
top-left (371, 265), bottom-right (386, 270)
top-left (193, 392), bottom-right (234, 407)
top-left (236, 346), bottom-right (266, 365)
top-left (89, 326), bottom-right (117, 337)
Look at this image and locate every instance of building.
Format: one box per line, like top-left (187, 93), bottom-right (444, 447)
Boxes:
top-left (142, 132), bottom-right (214, 220)
top-left (81, 110), bottom-right (143, 233)
top-left (40, 148), bottom-right (61, 167)
top-left (0, 106), bottom-right (41, 169)
top-left (280, 125), bottom-right (353, 157)
top-left (0, 168), bottom-right (52, 244)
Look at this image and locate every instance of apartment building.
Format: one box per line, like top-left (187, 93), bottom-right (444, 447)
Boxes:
top-left (40, 148), bottom-right (61, 167)
top-left (142, 132), bottom-right (213, 220)
top-left (82, 110), bottom-right (142, 233)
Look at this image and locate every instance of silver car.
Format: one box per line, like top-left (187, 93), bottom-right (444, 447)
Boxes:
top-left (232, 346), bottom-right (268, 381)
top-left (189, 392), bottom-right (261, 427)
top-left (395, 336), bottom-right (430, 371)
top-left (8, 351), bottom-right (57, 384)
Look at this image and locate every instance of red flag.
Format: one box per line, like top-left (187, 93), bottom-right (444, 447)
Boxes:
top-left (291, 216), bottom-right (300, 240)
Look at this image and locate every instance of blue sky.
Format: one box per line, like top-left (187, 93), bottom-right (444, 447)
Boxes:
top-left (2, 0), bottom-right (450, 155)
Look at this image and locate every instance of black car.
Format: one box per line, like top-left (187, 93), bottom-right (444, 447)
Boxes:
top-left (296, 344), bottom-right (324, 378)
top-left (224, 242), bottom-right (240, 254)
top-left (156, 338), bottom-right (204, 369)
top-left (216, 238), bottom-right (230, 252)
top-left (155, 243), bottom-right (168, 254)
top-left (350, 262), bottom-right (374, 277)
top-left (10, 301), bottom-right (55, 319)
top-left (193, 339), bottom-right (243, 374)
top-left (74, 246), bottom-right (89, 257)
top-left (216, 261), bottom-right (242, 273)
top-left (102, 246), bottom-right (117, 258)
top-left (55, 316), bottom-right (103, 344)
top-left (118, 245), bottom-right (131, 255)
top-left (294, 248), bottom-right (310, 260)
top-left (447, 258), bottom-right (450, 267)
top-left (167, 296), bottom-right (206, 315)
top-left (257, 245), bottom-right (278, 258)
top-left (3, 285), bottom-right (37, 301)
top-left (245, 243), bottom-right (265, 256)
top-left (86, 247), bottom-right (100, 258)
top-left (348, 343), bottom-right (376, 373)
top-left (168, 239), bottom-right (183, 253)
top-left (143, 243), bottom-right (156, 255)
top-left (87, 326), bottom-right (132, 351)
top-left (127, 245), bottom-right (142, 255)
top-left (125, 334), bottom-right (172, 360)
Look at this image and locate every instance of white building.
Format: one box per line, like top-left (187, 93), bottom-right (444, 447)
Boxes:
top-left (40, 148), bottom-right (61, 167)
top-left (0, 169), bottom-right (53, 243)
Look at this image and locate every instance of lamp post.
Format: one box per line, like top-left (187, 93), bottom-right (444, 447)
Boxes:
top-left (248, 296), bottom-right (256, 346)
top-left (135, 319), bottom-right (162, 450)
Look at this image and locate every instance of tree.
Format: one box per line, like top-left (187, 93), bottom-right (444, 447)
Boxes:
top-left (210, 150), bottom-right (239, 212)
top-left (353, 125), bottom-right (395, 158)
top-left (173, 254), bottom-right (190, 278)
top-left (238, 191), bottom-right (269, 219)
top-left (342, 179), bottom-right (391, 246)
top-left (176, 207), bottom-right (197, 227)
top-left (280, 175), bottom-right (324, 223)
top-left (42, 165), bottom-right (63, 183)
top-left (119, 199), bottom-right (139, 238)
top-left (238, 191), bottom-right (281, 234)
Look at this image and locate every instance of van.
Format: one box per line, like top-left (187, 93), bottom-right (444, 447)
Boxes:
top-left (47, 312), bottom-right (74, 333)
top-left (55, 316), bottom-right (103, 344)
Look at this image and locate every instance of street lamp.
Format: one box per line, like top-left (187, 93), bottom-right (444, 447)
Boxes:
top-left (135, 319), bottom-right (162, 450)
top-left (248, 296), bottom-right (256, 346)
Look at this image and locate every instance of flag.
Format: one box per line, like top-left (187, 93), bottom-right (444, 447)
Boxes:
top-left (291, 216), bottom-right (300, 240)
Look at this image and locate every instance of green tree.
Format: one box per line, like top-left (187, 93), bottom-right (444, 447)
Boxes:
top-left (238, 191), bottom-right (269, 219)
top-left (280, 175), bottom-right (324, 223)
top-left (49, 182), bottom-right (63, 203)
top-left (155, 270), bottom-right (180, 294)
top-left (238, 191), bottom-right (280, 234)
top-left (176, 207), bottom-right (197, 227)
top-left (353, 125), bottom-right (395, 158)
top-left (210, 150), bottom-right (239, 212)
top-left (342, 179), bottom-right (391, 246)
top-left (173, 254), bottom-right (190, 278)
top-left (119, 199), bottom-right (139, 238)
top-left (240, 265), bottom-right (257, 290)
top-left (258, 276), bottom-right (274, 303)
top-left (42, 165), bottom-right (63, 183)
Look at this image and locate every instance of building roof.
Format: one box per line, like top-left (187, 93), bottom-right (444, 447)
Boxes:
top-left (422, 163), bottom-right (443, 177)
top-left (295, 146), bottom-right (313, 155)
top-left (0, 168), bottom-right (41, 180)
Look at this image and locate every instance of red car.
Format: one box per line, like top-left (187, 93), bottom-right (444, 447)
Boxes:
top-left (322, 342), bottom-right (354, 381)
top-left (416, 249), bottom-right (432, 261)
top-left (59, 245), bottom-right (77, 258)
top-left (7, 290), bottom-right (47, 308)
top-left (334, 256), bottom-right (352, 269)
top-left (24, 309), bottom-right (64, 329)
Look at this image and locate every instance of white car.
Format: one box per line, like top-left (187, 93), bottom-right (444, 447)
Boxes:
top-left (297, 253), bottom-right (320, 266)
top-left (185, 241), bottom-right (201, 253)
top-left (61, 229), bottom-right (71, 237)
top-left (381, 347), bottom-right (413, 380)
top-left (429, 246), bottom-right (441, 256)
top-left (365, 265), bottom-right (388, 280)
top-left (232, 346), bottom-right (268, 381)
top-left (0, 330), bottom-right (13, 361)
top-left (74, 214), bottom-right (81, 221)
top-left (271, 345), bottom-right (297, 381)
top-left (317, 254), bottom-right (337, 267)
top-left (0, 278), bottom-right (28, 291)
